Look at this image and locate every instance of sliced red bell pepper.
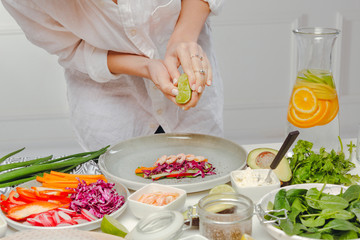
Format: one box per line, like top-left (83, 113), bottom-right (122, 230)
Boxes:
top-left (15, 187), bottom-right (37, 202)
top-left (8, 190), bottom-right (26, 205)
top-left (7, 201), bottom-right (60, 221)
top-left (165, 172), bottom-right (194, 178)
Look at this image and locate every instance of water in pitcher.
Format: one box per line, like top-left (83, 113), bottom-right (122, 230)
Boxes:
top-left (287, 28), bottom-right (341, 152)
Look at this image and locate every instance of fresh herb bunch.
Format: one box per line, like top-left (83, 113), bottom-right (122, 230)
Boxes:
top-left (289, 139), bottom-right (360, 186)
top-left (267, 185), bottom-right (360, 239)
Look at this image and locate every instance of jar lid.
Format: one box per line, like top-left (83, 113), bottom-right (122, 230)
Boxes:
top-left (128, 210), bottom-right (184, 240)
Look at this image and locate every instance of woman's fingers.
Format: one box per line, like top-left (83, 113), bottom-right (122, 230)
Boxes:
top-left (164, 41), bottom-right (213, 110)
top-left (164, 55), bottom-right (181, 86)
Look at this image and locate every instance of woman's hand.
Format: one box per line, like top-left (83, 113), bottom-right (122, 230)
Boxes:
top-left (163, 0), bottom-right (211, 110)
top-left (164, 41), bottom-right (212, 110)
top-left (147, 59), bottom-right (179, 104)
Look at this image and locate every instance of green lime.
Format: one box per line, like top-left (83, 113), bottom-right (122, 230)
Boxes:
top-left (175, 73), bottom-right (192, 104)
top-left (209, 184), bottom-right (235, 194)
top-left (101, 214), bottom-right (129, 238)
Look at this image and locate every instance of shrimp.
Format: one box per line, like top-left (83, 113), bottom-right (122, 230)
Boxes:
top-left (154, 155), bottom-right (167, 166)
top-left (194, 156), bottom-right (206, 162)
top-left (138, 192), bottom-right (179, 206)
top-left (185, 154), bottom-right (196, 161)
top-left (166, 155), bottom-right (177, 164)
top-left (176, 153), bottom-right (186, 164)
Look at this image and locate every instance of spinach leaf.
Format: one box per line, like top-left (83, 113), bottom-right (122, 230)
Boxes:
top-left (288, 197), bottom-right (307, 223)
top-left (321, 233), bottom-right (334, 240)
top-left (338, 230), bottom-right (358, 240)
top-left (274, 189), bottom-right (290, 211)
top-left (306, 189), bottom-right (349, 210)
top-left (319, 219), bottom-right (359, 232)
top-left (286, 188), bottom-right (307, 205)
top-left (279, 218), bottom-right (307, 236)
top-left (298, 232), bottom-right (322, 239)
top-left (320, 209), bottom-right (354, 220)
top-left (300, 216), bottom-right (325, 227)
top-left (343, 185), bottom-right (360, 202)
top-left (318, 195), bottom-right (349, 210)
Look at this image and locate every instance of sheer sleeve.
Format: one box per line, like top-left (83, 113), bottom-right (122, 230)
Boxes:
top-left (1, 0), bottom-right (119, 82)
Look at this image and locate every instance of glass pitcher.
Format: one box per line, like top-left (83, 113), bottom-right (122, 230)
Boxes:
top-left (287, 27), bottom-right (341, 152)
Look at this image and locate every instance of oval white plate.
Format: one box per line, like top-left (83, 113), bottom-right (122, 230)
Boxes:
top-left (0, 179), bottom-right (129, 231)
top-left (257, 183), bottom-right (354, 240)
top-left (99, 133), bottom-right (247, 193)
top-left (1, 229), bottom-right (125, 240)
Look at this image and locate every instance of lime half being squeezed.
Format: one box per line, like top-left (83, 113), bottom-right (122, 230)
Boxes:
top-left (175, 73), bottom-right (192, 104)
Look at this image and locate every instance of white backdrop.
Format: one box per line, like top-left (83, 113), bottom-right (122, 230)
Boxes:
top-left (0, 0), bottom-right (359, 151)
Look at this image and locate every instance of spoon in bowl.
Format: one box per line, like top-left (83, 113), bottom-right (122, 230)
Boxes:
top-left (264, 130), bottom-right (300, 183)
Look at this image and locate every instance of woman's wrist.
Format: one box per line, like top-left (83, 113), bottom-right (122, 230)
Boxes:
top-left (107, 51), bottom-right (151, 79)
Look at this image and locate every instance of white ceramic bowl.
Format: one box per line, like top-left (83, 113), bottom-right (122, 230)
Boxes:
top-left (230, 169), bottom-right (280, 204)
top-left (128, 183), bottom-right (187, 219)
top-left (256, 183), bottom-right (351, 240)
top-left (0, 212), bottom-right (7, 238)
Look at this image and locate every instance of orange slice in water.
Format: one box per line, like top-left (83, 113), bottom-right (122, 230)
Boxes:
top-left (288, 100), bottom-right (329, 128)
top-left (291, 87), bottom-right (318, 114)
top-left (318, 97), bottom-right (339, 125)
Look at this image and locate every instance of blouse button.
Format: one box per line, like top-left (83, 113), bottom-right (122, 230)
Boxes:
top-left (156, 109), bottom-right (163, 115)
top-left (130, 29), bottom-right (137, 36)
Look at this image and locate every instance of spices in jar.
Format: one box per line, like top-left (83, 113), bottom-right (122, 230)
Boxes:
top-left (197, 193), bottom-right (253, 240)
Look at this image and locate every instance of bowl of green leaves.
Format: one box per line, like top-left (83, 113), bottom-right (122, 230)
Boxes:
top-left (256, 183), bottom-right (360, 240)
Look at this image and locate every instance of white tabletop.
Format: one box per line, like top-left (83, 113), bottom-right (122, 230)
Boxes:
top-left (2, 139), bottom-right (359, 240)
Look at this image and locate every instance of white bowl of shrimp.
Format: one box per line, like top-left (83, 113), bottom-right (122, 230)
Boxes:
top-left (127, 183), bottom-right (187, 219)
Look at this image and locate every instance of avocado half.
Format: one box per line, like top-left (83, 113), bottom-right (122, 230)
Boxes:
top-left (247, 148), bottom-right (292, 182)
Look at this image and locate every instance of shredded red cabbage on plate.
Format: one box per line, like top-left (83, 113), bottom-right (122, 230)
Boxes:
top-left (69, 179), bottom-right (125, 218)
top-left (142, 160), bottom-right (216, 179)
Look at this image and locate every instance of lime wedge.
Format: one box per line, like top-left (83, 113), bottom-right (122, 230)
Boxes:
top-left (209, 184), bottom-right (235, 194)
top-left (175, 73), bottom-right (192, 104)
top-left (241, 233), bottom-right (256, 240)
top-left (101, 215), bottom-right (128, 238)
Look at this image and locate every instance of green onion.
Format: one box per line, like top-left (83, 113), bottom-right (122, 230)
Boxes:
top-left (0, 175), bottom-right (38, 188)
top-left (0, 147), bottom-right (25, 164)
top-left (0, 146), bottom-right (109, 184)
top-left (0, 155), bottom-right (52, 172)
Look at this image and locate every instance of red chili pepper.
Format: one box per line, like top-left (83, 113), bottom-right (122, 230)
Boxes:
top-left (7, 201), bottom-right (60, 221)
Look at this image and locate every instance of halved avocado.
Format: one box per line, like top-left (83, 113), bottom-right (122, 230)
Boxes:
top-left (246, 148), bottom-right (292, 182)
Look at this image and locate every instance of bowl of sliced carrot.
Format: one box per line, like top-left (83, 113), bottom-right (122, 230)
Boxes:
top-left (0, 171), bottom-right (129, 231)
top-left (128, 183), bottom-right (186, 219)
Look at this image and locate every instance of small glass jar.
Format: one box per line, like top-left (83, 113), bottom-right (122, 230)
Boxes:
top-left (195, 193), bottom-right (253, 240)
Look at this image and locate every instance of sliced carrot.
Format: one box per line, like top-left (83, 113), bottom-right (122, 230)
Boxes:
top-left (36, 175), bottom-right (45, 183)
top-left (135, 166), bottom-right (156, 174)
top-left (49, 171), bottom-right (106, 179)
top-left (42, 182), bottom-right (79, 189)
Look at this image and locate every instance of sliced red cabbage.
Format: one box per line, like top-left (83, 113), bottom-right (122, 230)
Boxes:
top-left (69, 180), bottom-right (125, 218)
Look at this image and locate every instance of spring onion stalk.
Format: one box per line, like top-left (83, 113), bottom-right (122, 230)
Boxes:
top-left (0, 147), bottom-right (25, 164)
top-left (0, 146), bottom-right (109, 184)
top-left (39, 150), bottom-right (98, 165)
top-left (0, 164), bottom-right (79, 188)
top-left (0, 175), bottom-right (38, 188)
top-left (0, 155), bottom-right (53, 172)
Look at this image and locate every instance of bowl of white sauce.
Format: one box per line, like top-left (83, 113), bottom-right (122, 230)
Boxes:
top-left (230, 168), bottom-right (280, 204)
